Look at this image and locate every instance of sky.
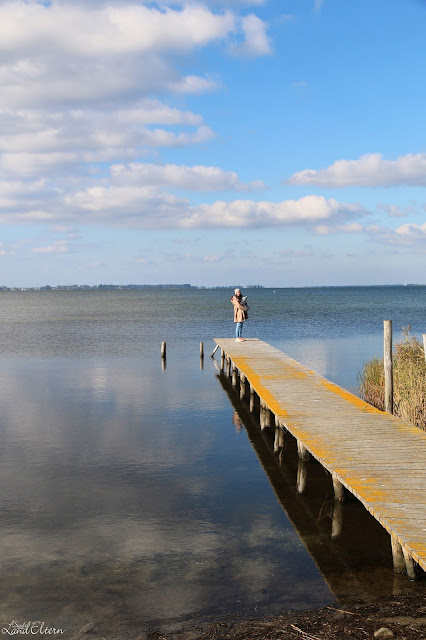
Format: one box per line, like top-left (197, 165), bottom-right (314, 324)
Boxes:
top-left (0, 0), bottom-right (426, 287)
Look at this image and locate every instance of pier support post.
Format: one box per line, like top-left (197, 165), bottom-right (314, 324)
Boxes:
top-left (232, 364), bottom-right (238, 388)
top-left (226, 356), bottom-right (232, 377)
top-left (402, 547), bottom-right (417, 580)
top-left (384, 320), bottom-right (393, 414)
top-left (332, 474), bottom-right (345, 502)
top-left (297, 460), bottom-right (308, 494)
top-left (240, 374), bottom-right (247, 399)
top-left (249, 385), bottom-right (255, 412)
top-left (259, 400), bottom-right (265, 429)
top-left (297, 441), bottom-right (310, 461)
top-left (391, 535), bottom-right (406, 574)
top-left (220, 349), bottom-right (225, 370)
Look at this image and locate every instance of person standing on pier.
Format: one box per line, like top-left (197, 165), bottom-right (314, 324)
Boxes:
top-left (231, 288), bottom-right (248, 342)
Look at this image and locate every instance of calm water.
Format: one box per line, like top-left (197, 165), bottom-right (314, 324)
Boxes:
top-left (0, 286), bottom-right (424, 636)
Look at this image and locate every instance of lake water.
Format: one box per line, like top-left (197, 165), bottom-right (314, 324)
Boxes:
top-left (0, 286), bottom-right (424, 636)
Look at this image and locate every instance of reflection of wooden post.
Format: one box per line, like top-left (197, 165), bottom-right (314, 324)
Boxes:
top-left (391, 535), bottom-right (406, 574)
top-left (332, 474), bottom-right (345, 502)
top-left (161, 341), bottom-right (166, 358)
top-left (384, 320), bottom-right (393, 414)
top-left (331, 502), bottom-right (343, 539)
top-left (297, 441), bottom-right (310, 461)
top-left (297, 460), bottom-right (308, 494)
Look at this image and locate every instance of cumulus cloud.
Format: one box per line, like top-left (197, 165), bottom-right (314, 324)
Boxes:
top-left (182, 196), bottom-right (364, 228)
top-left (229, 14), bottom-right (272, 56)
top-left (110, 163), bottom-right (265, 191)
top-left (288, 153), bottom-right (426, 187)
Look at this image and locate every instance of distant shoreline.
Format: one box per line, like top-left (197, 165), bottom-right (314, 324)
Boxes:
top-left (1, 283), bottom-right (424, 292)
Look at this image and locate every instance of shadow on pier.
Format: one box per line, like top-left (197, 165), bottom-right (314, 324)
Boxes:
top-left (215, 368), bottom-right (424, 605)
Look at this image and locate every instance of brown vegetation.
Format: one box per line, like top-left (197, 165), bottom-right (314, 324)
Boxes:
top-left (359, 327), bottom-right (426, 430)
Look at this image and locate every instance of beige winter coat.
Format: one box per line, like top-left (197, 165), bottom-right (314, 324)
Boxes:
top-left (231, 295), bottom-right (247, 323)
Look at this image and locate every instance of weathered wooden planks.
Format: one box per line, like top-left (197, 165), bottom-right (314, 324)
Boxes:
top-left (214, 338), bottom-right (426, 574)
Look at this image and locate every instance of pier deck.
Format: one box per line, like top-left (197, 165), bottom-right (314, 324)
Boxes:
top-left (214, 338), bottom-right (426, 575)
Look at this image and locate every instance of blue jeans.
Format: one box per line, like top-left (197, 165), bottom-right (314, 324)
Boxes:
top-left (235, 322), bottom-right (244, 338)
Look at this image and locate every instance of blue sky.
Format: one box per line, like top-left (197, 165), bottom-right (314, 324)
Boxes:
top-left (1, 0), bottom-right (425, 287)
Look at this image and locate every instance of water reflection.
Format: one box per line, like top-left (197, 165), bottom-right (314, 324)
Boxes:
top-left (0, 356), bottom-right (335, 636)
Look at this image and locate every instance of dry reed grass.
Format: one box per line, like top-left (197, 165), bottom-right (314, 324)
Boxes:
top-left (359, 327), bottom-right (426, 430)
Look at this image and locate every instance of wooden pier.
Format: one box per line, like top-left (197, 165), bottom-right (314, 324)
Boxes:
top-left (214, 338), bottom-right (426, 578)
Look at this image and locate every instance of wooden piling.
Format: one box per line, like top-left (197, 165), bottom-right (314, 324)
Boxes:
top-left (232, 364), bottom-right (238, 388)
top-left (211, 344), bottom-right (219, 358)
top-left (384, 320), bottom-right (393, 414)
top-left (391, 535), bottom-right (406, 574)
top-left (332, 474), bottom-right (345, 502)
top-left (297, 441), bottom-right (310, 461)
top-left (240, 373), bottom-right (246, 399)
top-left (221, 348), bottom-right (225, 370)
top-left (402, 547), bottom-right (417, 580)
top-left (161, 341), bottom-right (166, 358)
top-left (200, 341), bottom-right (204, 358)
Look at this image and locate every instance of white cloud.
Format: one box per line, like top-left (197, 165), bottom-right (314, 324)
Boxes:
top-left (288, 153), bottom-right (426, 187)
top-left (110, 163), bottom-right (265, 191)
top-left (182, 196), bottom-right (364, 228)
top-left (32, 241), bottom-right (70, 254)
top-left (229, 14), bottom-right (272, 56)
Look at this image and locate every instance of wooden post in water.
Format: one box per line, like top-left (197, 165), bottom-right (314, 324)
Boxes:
top-left (240, 373), bottom-right (246, 399)
top-left (297, 441), bottom-right (310, 461)
top-left (220, 348), bottom-right (225, 370)
top-left (200, 342), bottom-right (204, 358)
top-left (211, 344), bottom-right (219, 358)
top-left (402, 546), bottom-right (417, 580)
top-left (332, 473), bottom-right (345, 502)
top-left (232, 364), bottom-right (238, 388)
top-left (249, 384), bottom-right (255, 412)
top-left (161, 341), bottom-right (166, 358)
top-left (391, 534), bottom-right (406, 574)
top-left (384, 320), bottom-right (393, 414)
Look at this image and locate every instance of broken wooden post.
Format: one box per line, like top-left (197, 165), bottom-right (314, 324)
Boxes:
top-left (211, 344), bottom-right (219, 358)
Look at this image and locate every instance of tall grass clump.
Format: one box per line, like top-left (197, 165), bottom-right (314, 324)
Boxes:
top-left (359, 327), bottom-right (426, 430)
